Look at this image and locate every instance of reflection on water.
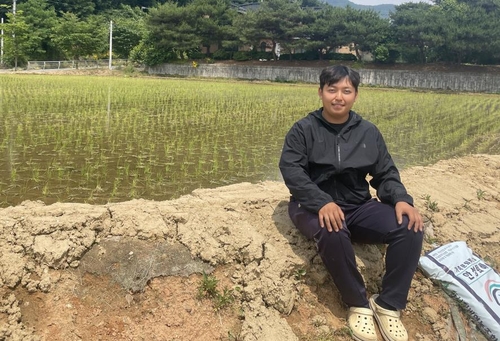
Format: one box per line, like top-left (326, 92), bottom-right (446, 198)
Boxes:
top-left (0, 76), bottom-right (315, 207)
top-left (0, 75), bottom-right (499, 207)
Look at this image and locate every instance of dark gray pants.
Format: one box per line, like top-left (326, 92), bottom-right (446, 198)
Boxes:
top-left (288, 199), bottom-right (423, 310)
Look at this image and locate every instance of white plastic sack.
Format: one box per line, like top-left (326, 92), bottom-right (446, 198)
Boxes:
top-left (419, 241), bottom-right (500, 340)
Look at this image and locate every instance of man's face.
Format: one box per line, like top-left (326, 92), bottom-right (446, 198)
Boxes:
top-left (318, 77), bottom-right (357, 124)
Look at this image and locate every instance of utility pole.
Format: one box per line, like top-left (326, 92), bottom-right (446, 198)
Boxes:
top-left (0, 0), bottom-right (16, 68)
top-left (13, 0), bottom-right (17, 70)
top-left (1, 17), bottom-right (4, 66)
top-left (109, 20), bottom-right (113, 70)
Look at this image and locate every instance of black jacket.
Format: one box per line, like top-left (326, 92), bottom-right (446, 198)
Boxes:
top-left (279, 109), bottom-right (413, 213)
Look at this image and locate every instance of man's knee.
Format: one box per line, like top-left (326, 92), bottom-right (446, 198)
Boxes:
top-left (387, 216), bottom-right (423, 246)
top-left (395, 226), bottom-right (423, 252)
top-left (314, 224), bottom-right (351, 250)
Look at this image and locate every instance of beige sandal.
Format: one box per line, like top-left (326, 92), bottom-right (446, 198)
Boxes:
top-left (369, 295), bottom-right (408, 341)
top-left (348, 307), bottom-right (378, 341)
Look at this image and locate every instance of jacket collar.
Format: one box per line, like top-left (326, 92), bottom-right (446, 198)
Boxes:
top-left (312, 109), bottom-right (362, 136)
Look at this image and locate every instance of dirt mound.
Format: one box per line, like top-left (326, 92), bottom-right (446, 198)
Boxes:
top-left (0, 154), bottom-right (499, 341)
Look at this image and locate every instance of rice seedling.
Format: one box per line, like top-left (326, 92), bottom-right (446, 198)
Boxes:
top-left (0, 74), bottom-right (499, 207)
top-left (197, 271), bottom-right (235, 311)
top-left (423, 194), bottom-right (439, 212)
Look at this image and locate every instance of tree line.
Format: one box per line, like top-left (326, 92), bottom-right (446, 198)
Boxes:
top-left (1, 0), bottom-right (499, 68)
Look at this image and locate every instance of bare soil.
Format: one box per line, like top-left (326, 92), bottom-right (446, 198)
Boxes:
top-left (1, 154), bottom-right (499, 341)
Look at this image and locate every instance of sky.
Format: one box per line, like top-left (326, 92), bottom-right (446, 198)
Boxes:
top-left (349, 0), bottom-right (432, 5)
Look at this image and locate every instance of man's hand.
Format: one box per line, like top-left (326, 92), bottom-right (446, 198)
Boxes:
top-left (395, 201), bottom-right (423, 232)
top-left (318, 202), bottom-right (345, 232)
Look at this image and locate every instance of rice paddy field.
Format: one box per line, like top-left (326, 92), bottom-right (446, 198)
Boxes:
top-left (1, 74), bottom-right (499, 207)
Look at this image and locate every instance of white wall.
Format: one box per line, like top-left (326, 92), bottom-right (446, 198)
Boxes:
top-left (148, 63), bottom-right (500, 93)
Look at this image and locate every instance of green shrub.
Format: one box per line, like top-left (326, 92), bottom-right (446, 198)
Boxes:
top-left (213, 49), bottom-right (232, 60)
top-left (250, 51), bottom-right (273, 60)
top-left (374, 45), bottom-right (389, 63)
top-left (129, 41), bottom-right (177, 66)
top-left (188, 50), bottom-right (205, 60)
top-left (374, 45), bottom-right (399, 64)
top-left (279, 53), bottom-right (291, 60)
top-left (233, 51), bottom-right (251, 61)
top-left (277, 51), bottom-right (320, 61)
top-left (292, 52), bottom-right (308, 61)
top-left (303, 50), bottom-right (319, 61)
top-left (325, 52), bottom-right (357, 61)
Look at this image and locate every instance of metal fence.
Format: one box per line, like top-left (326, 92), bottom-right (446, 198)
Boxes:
top-left (27, 59), bottom-right (129, 70)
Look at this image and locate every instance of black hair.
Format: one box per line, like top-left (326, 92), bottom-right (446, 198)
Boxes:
top-left (319, 65), bottom-right (360, 92)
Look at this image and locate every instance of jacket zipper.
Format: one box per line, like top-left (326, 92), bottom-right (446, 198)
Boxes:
top-left (337, 135), bottom-right (341, 165)
top-left (334, 135), bottom-right (341, 199)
